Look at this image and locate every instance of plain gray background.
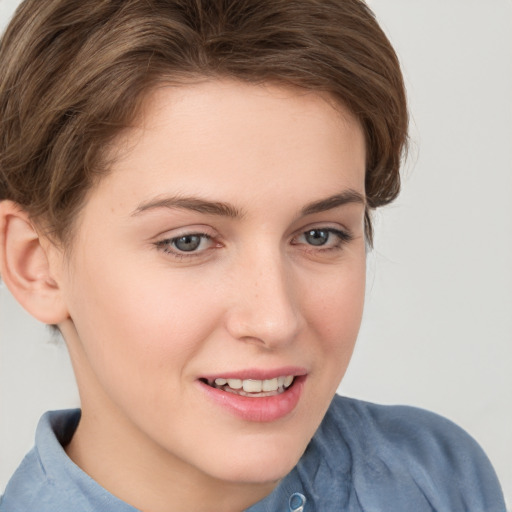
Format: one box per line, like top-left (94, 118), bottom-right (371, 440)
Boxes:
top-left (1, 0), bottom-right (511, 506)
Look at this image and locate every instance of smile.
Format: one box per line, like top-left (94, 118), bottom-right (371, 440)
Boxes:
top-left (198, 368), bottom-right (307, 421)
top-left (204, 376), bottom-right (295, 397)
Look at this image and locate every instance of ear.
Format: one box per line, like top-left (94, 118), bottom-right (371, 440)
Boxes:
top-left (0, 200), bottom-right (69, 324)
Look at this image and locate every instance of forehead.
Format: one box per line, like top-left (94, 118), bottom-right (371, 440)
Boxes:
top-left (77, 80), bottom-right (366, 226)
top-left (111, 80), bottom-right (364, 177)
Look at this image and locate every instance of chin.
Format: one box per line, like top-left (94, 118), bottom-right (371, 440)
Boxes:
top-left (218, 461), bottom-right (297, 486)
top-left (204, 438), bottom-right (307, 485)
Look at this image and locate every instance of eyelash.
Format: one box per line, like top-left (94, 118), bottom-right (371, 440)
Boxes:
top-left (292, 228), bottom-right (353, 252)
top-left (155, 227), bottom-right (353, 259)
top-left (155, 232), bottom-right (215, 258)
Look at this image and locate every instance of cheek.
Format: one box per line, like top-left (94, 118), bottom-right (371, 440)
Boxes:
top-left (309, 255), bottom-right (365, 326)
top-left (301, 254), bottom-right (366, 370)
top-left (65, 261), bottom-right (222, 401)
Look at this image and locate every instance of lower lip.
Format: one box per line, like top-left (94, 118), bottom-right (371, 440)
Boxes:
top-left (198, 376), bottom-right (306, 422)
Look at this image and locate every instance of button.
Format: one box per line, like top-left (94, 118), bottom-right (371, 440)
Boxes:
top-left (289, 492), bottom-right (306, 512)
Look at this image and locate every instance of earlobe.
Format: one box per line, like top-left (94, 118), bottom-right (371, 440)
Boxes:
top-left (0, 200), bottom-right (69, 324)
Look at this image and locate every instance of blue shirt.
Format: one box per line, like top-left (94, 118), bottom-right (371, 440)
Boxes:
top-left (0, 395), bottom-right (506, 511)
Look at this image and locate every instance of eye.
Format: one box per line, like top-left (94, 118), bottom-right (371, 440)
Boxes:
top-left (173, 234), bottom-right (206, 252)
top-left (304, 229), bottom-right (331, 246)
top-left (156, 232), bottom-right (215, 256)
top-left (293, 227), bottom-right (352, 249)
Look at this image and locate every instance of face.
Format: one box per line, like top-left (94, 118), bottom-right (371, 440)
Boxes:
top-left (54, 80), bottom-right (367, 500)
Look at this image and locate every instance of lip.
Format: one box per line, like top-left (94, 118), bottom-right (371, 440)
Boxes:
top-left (198, 369), bottom-right (307, 422)
top-left (200, 366), bottom-right (308, 382)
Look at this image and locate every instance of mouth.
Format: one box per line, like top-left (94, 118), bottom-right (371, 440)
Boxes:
top-left (200, 375), bottom-right (296, 397)
top-left (198, 368), bottom-right (307, 421)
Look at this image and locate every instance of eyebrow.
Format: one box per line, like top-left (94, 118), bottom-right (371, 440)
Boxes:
top-left (132, 196), bottom-right (243, 218)
top-left (131, 189), bottom-right (365, 219)
top-left (300, 189), bottom-right (366, 216)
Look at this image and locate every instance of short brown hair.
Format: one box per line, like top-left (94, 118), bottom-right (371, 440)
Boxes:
top-left (0, 0), bottom-right (408, 245)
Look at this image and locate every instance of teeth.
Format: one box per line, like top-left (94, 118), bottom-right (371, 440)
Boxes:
top-left (243, 380), bottom-right (262, 393)
top-left (262, 378), bottom-right (278, 392)
top-left (211, 375), bottom-right (295, 395)
top-left (226, 379), bottom-right (242, 390)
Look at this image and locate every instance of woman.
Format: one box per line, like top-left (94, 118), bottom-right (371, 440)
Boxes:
top-left (0, 1), bottom-right (506, 510)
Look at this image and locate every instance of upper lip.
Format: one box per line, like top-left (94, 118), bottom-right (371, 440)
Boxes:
top-left (199, 366), bottom-right (308, 381)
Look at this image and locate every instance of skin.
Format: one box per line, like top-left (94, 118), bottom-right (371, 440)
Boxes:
top-left (7, 80), bottom-right (368, 512)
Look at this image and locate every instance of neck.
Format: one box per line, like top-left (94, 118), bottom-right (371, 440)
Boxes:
top-left (65, 402), bottom-right (278, 512)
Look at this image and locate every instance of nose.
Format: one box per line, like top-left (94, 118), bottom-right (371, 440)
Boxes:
top-left (224, 247), bottom-right (302, 349)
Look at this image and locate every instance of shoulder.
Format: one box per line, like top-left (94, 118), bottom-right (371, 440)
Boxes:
top-left (325, 394), bottom-right (481, 451)
top-left (304, 395), bottom-right (506, 511)
top-left (324, 395), bottom-right (495, 467)
top-left (0, 410), bottom-right (137, 512)
top-left (0, 447), bottom-right (47, 512)
top-left (0, 410), bottom-right (66, 512)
